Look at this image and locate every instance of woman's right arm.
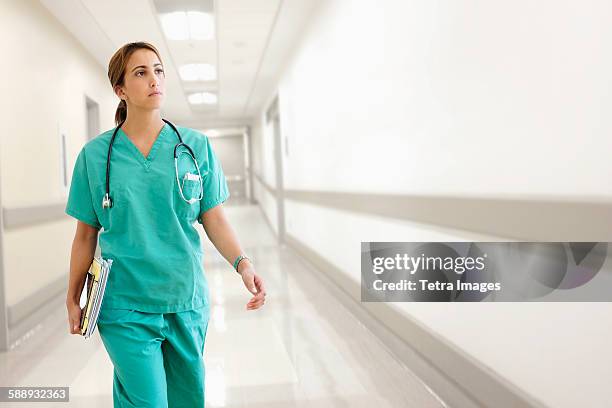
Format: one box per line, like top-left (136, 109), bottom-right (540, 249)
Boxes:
top-left (66, 221), bottom-right (100, 335)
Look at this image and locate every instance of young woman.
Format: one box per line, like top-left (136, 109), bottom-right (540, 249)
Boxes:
top-left (65, 42), bottom-right (266, 407)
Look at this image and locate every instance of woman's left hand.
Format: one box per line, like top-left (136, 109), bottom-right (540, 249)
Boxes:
top-left (239, 261), bottom-right (266, 310)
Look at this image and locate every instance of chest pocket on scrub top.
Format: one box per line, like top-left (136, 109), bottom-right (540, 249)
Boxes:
top-left (173, 151), bottom-right (204, 220)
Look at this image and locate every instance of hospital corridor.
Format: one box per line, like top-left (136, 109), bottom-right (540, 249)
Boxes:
top-left (0, 1), bottom-right (611, 408)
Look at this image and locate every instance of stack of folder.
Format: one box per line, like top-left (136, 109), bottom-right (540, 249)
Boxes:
top-left (79, 256), bottom-right (113, 339)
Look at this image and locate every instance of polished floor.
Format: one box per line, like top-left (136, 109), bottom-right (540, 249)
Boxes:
top-left (0, 204), bottom-right (446, 407)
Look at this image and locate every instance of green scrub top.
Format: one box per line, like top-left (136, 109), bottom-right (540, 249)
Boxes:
top-left (65, 123), bottom-right (230, 313)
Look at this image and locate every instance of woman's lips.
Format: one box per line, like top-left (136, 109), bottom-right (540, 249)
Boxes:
top-left (149, 92), bottom-right (162, 96)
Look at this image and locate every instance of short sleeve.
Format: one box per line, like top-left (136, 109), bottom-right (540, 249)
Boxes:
top-left (197, 136), bottom-right (230, 224)
top-left (65, 148), bottom-right (101, 229)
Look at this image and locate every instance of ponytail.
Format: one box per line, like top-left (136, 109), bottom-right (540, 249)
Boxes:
top-left (115, 99), bottom-right (127, 126)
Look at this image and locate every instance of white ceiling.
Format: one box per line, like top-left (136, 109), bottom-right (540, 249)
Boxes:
top-left (39, 0), bottom-right (321, 129)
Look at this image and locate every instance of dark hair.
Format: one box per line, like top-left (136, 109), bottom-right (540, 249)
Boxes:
top-left (107, 42), bottom-right (163, 125)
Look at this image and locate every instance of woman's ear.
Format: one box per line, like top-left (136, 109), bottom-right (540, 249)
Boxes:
top-left (114, 85), bottom-right (125, 100)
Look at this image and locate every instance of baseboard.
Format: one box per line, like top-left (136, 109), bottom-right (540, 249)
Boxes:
top-left (7, 275), bottom-right (67, 347)
top-left (285, 233), bottom-right (548, 408)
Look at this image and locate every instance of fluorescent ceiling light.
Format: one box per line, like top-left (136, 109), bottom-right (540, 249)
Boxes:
top-left (188, 92), bottom-right (217, 105)
top-left (160, 12), bottom-right (187, 40)
top-left (179, 64), bottom-right (216, 81)
top-left (188, 12), bottom-right (214, 40)
top-left (160, 11), bottom-right (214, 40)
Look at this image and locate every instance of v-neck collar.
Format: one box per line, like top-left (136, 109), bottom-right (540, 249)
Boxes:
top-left (118, 122), bottom-right (169, 167)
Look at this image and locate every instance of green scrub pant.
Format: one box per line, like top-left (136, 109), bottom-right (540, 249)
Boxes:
top-left (97, 304), bottom-right (211, 407)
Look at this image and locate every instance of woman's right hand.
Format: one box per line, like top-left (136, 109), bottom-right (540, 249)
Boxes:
top-left (66, 300), bottom-right (82, 335)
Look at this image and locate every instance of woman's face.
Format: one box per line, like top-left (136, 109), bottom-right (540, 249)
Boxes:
top-left (115, 48), bottom-right (165, 111)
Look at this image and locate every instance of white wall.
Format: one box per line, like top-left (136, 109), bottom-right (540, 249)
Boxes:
top-left (277, 0), bottom-right (612, 198)
top-left (0, 0), bottom-right (116, 307)
top-left (251, 1), bottom-right (612, 407)
top-left (210, 136), bottom-right (245, 177)
top-left (250, 114), bottom-right (279, 234)
top-left (205, 135), bottom-right (247, 199)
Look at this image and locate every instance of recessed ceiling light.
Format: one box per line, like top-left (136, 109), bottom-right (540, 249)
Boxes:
top-left (188, 92), bottom-right (217, 105)
top-left (160, 11), bottom-right (214, 40)
top-left (179, 64), bottom-right (216, 81)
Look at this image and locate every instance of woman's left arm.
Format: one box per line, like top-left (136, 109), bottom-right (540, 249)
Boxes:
top-left (200, 205), bottom-right (266, 311)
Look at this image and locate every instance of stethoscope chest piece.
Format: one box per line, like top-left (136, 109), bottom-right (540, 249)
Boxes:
top-left (102, 193), bottom-right (113, 209)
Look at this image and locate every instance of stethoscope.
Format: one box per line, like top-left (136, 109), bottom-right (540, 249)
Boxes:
top-left (102, 118), bottom-right (203, 209)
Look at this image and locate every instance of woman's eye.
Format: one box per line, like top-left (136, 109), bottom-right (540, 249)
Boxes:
top-left (135, 69), bottom-right (163, 77)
